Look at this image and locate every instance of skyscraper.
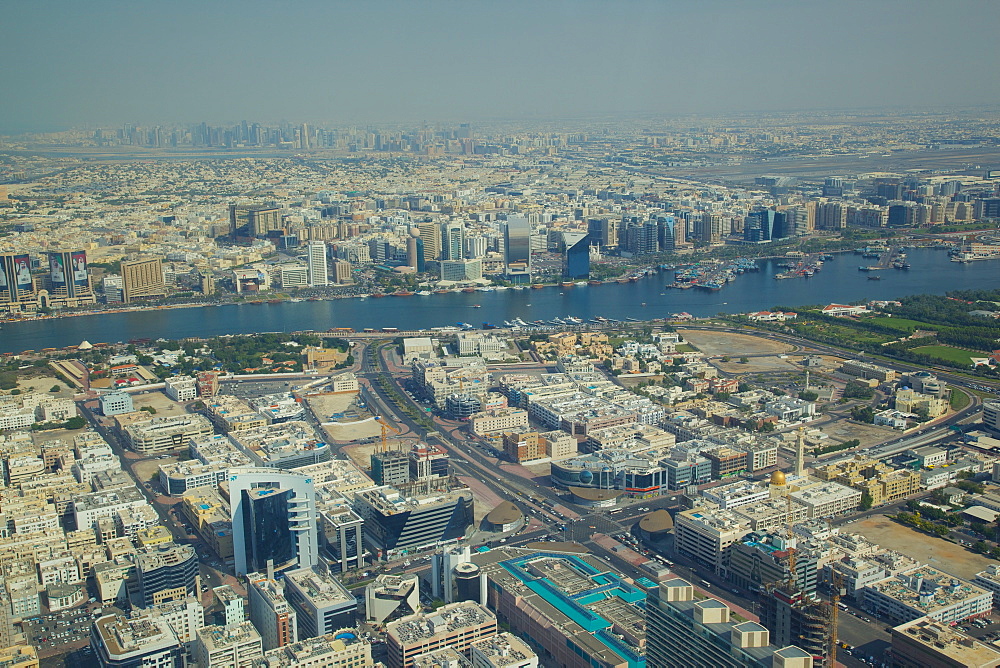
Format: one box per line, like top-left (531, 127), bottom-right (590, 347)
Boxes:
top-left (418, 221), bottom-right (441, 263)
top-left (306, 241), bottom-right (328, 287)
top-left (503, 215), bottom-right (531, 268)
top-left (563, 235), bottom-right (591, 279)
top-left (655, 214), bottom-right (680, 251)
top-left (744, 209), bottom-right (786, 243)
top-left (442, 223), bottom-right (464, 261)
top-left (229, 468), bottom-right (319, 576)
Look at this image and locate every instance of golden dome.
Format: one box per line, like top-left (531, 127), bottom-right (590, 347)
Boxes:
top-left (770, 470), bottom-right (787, 486)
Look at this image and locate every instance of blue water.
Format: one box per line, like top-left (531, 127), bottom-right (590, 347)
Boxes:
top-left (2, 247), bottom-right (997, 353)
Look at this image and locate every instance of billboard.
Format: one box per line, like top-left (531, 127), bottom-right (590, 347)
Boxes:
top-left (0, 256), bottom-right (7, 290)
top-left (13, 254), bottom-right (32, 292)
top-left (49, 253), bottom-right (67, 288)
top-left (71, 250), bottom-right (88, 287)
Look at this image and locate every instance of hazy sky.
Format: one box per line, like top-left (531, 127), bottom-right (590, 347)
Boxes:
top-left (3, 0), bottom-right (999, 133)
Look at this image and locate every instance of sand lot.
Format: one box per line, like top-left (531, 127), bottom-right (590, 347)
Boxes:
top-left (304, 392), bottom-right (384, 443)
top-left (134, 454), bottom-right (180, 483)
top-left (848, 516), bottom-right (993, 580)
top-left (131, 392), bottom-right (189, 417)
top-left (678, 329), bottom-right (794, 357)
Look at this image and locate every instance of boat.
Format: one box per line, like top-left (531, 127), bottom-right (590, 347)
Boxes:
top-left (417, 290), bottom-right (432, 296)
top-left (391, 290), bottom-right (415, 297)
top-left (560, 281), bottom-right (574, 288)
top-left (867, 275), bottom-right (881, 280)
top-left (433, 289), bottom-right (449, 294)
top-left (370, 293), bottom-right (387, 298)
top-left (588, 280), bottom-right (602, 286)
top-left (471, 304), bottom-right (481, 308)
top-left (462, 287), bottom-right (477, 293)
top-left (531, 284), bottom-right (544, 289)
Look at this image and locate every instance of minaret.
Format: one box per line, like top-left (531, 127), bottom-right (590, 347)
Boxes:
top-left (795, 427), bottom-right (806, 477)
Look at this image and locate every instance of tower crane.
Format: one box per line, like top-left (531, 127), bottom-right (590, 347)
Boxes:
top-left (374, 415), bottom-right (400, 452)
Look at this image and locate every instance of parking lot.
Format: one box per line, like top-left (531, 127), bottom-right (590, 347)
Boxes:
top-left (23, 606), bottom-right (96, 652)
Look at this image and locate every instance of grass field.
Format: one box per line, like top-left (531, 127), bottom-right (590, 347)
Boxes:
top-left (868, 316), bottom-right (936, 333)
top-left (950, 388), bottom-right (971, 411)
top-left (911, 344), bottom-right (977, 365)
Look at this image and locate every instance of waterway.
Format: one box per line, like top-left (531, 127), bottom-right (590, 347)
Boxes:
top-left (2, 247), bottom-right (997, 353)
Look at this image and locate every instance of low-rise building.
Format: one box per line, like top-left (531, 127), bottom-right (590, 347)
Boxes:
top-left (196, 621), bottom-right (263, 668)
top-left (890, 616), bottom-right (1000, 668)
top-left (385, 601), bottom-right (497, 668)
top-left (862, 566), bottom-right (992, 625)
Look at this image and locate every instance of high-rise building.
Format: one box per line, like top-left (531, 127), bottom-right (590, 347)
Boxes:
top-left (230, 203), bottom-right (282, 240)
top-left (442, 223), bottom-right (464, 261)
top-left (726, 531), bottom-right (817, 598)
top-left (306, 241), bottom-right (328, 287)
top-left (563, 235), bottom-right (590, 279)
top-left (431, 545), bottom-right (472, 603)
top-left (646, 578), bottom-right (814, 668)
top-left (440, 258), bottom-right (482, 282)
top-left (587, 217), bottom-right (618, 250)
top-left (318, 507), bottom-right (364, 573)
top-left (229, 468), bottom-right (319, 576)
top-left (331, 259), bottom-right (353, 284)
top-left (418, 222), bottom-right (441, 263)
top-left (744, 209), bottom-right (786, 243)
top-left (503, 216), bottom-right (531, 270)
top-left (247, 573), bottom-right (298, 651)
top-left (622, 217), bottom-right (659, 256)
top-left (45, 250), bottom-right (95, 306)
top-left (195, 621), bottom-right (263, 668)
top-left (0, 252), bottom-right (37, 312)
top-left (121, 258), bottom-right (167, 303)
top-left (655, 214), bottom-right (680, 251)
top-left (354, 486), bottom-right (473, 559)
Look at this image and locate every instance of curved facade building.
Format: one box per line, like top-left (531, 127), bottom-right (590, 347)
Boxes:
top-left (550, 449), bottom-right (669, 498)
top-left (229, 468), bottom-right (318, 576)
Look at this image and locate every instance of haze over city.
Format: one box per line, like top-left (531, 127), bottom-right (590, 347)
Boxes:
top-left (3, 0), bottom-right (1000, 133)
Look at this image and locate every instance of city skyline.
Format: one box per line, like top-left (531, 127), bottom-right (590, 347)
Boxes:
top-left (3, 0), bottom-right (1000, 134)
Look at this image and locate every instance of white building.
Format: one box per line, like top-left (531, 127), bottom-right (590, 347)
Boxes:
top-left (307, 241), bottom-right (328, 287)
top-left (863, 566), bottom-right (992, 625)
top-left (164, 376), bottom-right (198, 402)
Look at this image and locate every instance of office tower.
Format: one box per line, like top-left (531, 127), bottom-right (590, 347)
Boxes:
top-left (815, 201), bottom-right (846, 230)
top-left (744, 209), bottom-right (785, 243)
top-left (306, 241), bottom-right (328, 287)
top-left (331, 259), bottom-right (353, 284)
top-left (300, 123), bottom-right (310, 149)
top-left (200, 272), bottom-right (215, 295)
top-left (442, 223), bottom-right (464, 260)
top-left (230, 203), bottom-right (281, 240)
top-left (247, 572), bottom-right (298, 650)
top-left (760, 586), bottom-right (831, 668)
top-left (0, 253), bottom-right (36, 311)
top-left (46, 250), bottom-right (95, 305)
top-left (431, 545), bottom-right (471, 602)
top-left (370, 450), bottom-right (410, 486)
top-left (229, 468), bottom-right (319, 576)
top-left (282, 566), bottom-right (358, 638)
top-left (655, 214), bottom-right (680, 251)
top-left (91, 614), bottom-right (184, 667)
top-left (248, 208), bottom-right (283, 237)
top-left (135, 542), bottom-right (199, 607)
top-left (586, 217), bottom-right (618, 249)
top-left (318, 507), bottom-right (364, 573)
top-left (409, 443), bottom-right (449, 480)
top-left (623, 217), bottom-right (659, 256)
top-left (121, 258), bottom-right (167, 303)
top-left (366, 574), bottom-right (420, 624)
top-left (726, 531), bottom-right (817, 598)
top-left (463, 235), bottom-right (486, 259)
top-left (503, 215), bottom-right (531, 269)
top-left (646, 578), bottom-right (814, 668)
top-left (354, 486), bottom-right (473, 559)
top-left (563, 235), bottom-right (590, 279)
top-left (406, 228), bottom-right (420, 269)
top-left (418, 222), bottom-right (441, 262)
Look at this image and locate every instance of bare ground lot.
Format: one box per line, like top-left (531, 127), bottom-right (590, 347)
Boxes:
top-left (848, 516), bottom-right (993, 580)
top-left (304, 392), bottom-right (384, 443)
top-left (131, 392), bottom-right (189, 417)
top-left (677, 329), bottom-right (795, 357)
top-left (133, 454), bottom-right (179, 483)
top-left (814, 419), bottom-right (899, 452)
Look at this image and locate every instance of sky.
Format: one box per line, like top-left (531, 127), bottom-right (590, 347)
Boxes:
top-left (2, 0), bottom-right (999, 133)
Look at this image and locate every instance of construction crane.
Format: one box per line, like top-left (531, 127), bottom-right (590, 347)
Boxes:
top-left (830, 570), bottom-right (845, 667)
top-left (374, 415), bottom-right (400, 452)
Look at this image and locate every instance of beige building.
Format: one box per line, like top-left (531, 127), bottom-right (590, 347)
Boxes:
top-left (891, 616), bottom-right (1000, 668)
top-left (121, 257), bottom-right (167, 303)
top-left (470, 408), bottom-right (529, 436)
top-left (385, 601), bottom-right (497, 668)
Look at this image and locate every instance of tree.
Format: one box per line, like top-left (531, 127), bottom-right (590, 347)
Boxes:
top-left (850, 406), bottom-right (875, 423)
top-left (739, 356), bottom-right (749, 364)
top-left (798, 390), bottom-right (819, 402)
top-left (843, 381), bottom-right (875, 400)
top-left (64, 416), bottom-right (86, 430)
top-left (49, 384), bottom-right (61, 393)
top-left (859, 491), bottom-right (874, 511)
